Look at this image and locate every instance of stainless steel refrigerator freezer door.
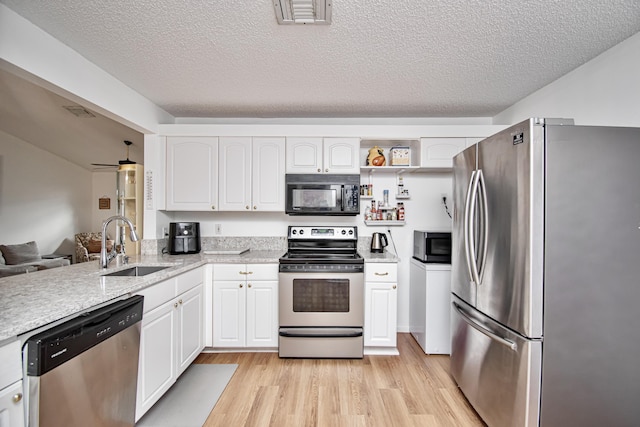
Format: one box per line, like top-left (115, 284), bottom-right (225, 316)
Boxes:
top-left (452, 143), bottom-right (477, 306)
top-left (540, 124), bottom-right (640, 427)
top-left (450, 294), bottom-right (541, 427)
top-left (475, 119), bottom-right (545, 339)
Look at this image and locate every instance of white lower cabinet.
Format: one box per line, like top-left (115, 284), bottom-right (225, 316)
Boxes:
top-left (364, 262), bottom-right (398, 355)
top-left (135, 267), bottom-right (204, 421)
top-left (0, 339), bottom-right (23, 427)
top-left (409, 259), bottom-right (451, 354)
top-left (213, 264), bottom-right (279, 348)
top-left (0, 381), bottom-right (24, 427)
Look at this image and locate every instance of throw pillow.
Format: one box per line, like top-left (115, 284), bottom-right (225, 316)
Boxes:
top-left (87, 239), bottom-right (113, 253)
top-left (0, 241), bottom-right (42, 265)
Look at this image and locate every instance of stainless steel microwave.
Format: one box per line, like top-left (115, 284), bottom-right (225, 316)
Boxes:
top-left (285, 174), bottom-right (360, 216)
top-left (413, 231), bottom-right (452, 263)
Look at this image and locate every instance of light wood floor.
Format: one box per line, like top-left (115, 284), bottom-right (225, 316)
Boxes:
top-left (195, 333), bottom-right (485, 427)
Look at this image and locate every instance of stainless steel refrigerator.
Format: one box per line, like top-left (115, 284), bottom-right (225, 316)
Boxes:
top-left (451, 118), bottom-right (640, 427)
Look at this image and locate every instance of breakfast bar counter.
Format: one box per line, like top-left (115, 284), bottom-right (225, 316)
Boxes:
top-left (0, 250), bottom-right (283, 343)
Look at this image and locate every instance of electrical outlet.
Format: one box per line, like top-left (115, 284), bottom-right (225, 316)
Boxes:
top-left (215, 223), bottom-right (222, 235)
top-left (162, 226), bottom-right (168, 237)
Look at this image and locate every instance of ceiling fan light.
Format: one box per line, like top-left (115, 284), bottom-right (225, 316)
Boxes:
top-left (274, 0), bottom-right (332, 25)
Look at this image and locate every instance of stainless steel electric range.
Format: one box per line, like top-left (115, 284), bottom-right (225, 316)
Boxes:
top-left (278, 226), bottom-right (364, 358)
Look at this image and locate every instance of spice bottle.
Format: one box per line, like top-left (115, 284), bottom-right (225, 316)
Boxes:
top-left (398, 202), bottom-right (405, 220)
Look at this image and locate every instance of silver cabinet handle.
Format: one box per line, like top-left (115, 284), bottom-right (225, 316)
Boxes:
top-left (211, 205), bottom-right (216, 210)
top-left (248, 284), bottom-right (252, 288)
top-left (13, 393), bottom-right (22, 403)
top-left (179, 299), bottom-right (183, 305)
top-left (253, 206), bottom-right (257, 210)
top-left (317, 168), bottom-right (321, 172)
top-left (453, 302), bottom-right (517, 351)
top-left (239, 284), bottom-right (243, 288)
top-left (374, 272), bottom-right (389, 276)
top-left (174, 302), bottom-right (178, 308)
top-left (392, 285), bottom-right (397, 289)
top-left (239, 271), bottom-right (253, 275)
top-left (245, 205), bottom-right (250, 210)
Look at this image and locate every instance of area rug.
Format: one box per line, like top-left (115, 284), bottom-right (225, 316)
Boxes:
top-left (136, 364), bottom-right (238, 427)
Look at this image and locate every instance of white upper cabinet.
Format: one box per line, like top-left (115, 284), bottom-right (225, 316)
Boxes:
top-left (166, 136), bottom-right (218, 211)
top-left (252, 137), bottom-right (286, 211)
top-left (219, 137), bottom-right (252, 211)
top-left (219, 137), bottom-right (285, 211)
top-left (323, 137), bottom-right (361, 173)
top-left (286, 137), bottom-right (360, 174)
top-left (420, 138), bottom-right (467, 169)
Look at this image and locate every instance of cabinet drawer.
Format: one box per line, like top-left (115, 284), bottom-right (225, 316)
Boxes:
top-left (365, 263), bottom-right (398, 282)
top-left (247, 263), bottom-right (279, 280)
top-left (137, 278), bottom-right (176, 313)
top-left (214, 263), bottom-right (278, 281)
top-left (176, 266), bottom-right (203, 295)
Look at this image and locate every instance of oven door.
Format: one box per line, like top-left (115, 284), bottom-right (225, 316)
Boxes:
top-left (279, 272), bottom-right (364, 327)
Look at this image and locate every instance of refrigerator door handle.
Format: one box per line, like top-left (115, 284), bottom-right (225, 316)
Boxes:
top-left (476, 169), bottom-right (489, 283)
top-left (463, 171), bottom-right (476, 282)
top-left (453, 302), bottom-right (517, 351)
top-left (467, 171), bottom-right (481, 286)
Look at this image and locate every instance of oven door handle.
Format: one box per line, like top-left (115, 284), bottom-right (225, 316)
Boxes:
top-left (279, 327), bottom-right (363, 338)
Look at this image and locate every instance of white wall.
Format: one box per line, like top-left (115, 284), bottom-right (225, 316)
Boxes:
top-left (0, 130), bottom-right (92, 256)
top-left (493, 32), bottom-right (640, 127)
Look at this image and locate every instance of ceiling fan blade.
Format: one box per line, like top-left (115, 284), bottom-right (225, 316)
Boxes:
top-left (91, 163), bottom-right (119, 167)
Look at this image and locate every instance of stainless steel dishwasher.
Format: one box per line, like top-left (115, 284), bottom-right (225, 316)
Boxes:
top-left (24, 295), bottom-right (144, 427)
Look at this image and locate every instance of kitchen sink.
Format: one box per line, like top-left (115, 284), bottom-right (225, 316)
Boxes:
top-left (102, 266), bottom-right (170, 277)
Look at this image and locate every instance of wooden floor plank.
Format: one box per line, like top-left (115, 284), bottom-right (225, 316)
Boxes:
top-left (197, 333), bottom-right (485, 426)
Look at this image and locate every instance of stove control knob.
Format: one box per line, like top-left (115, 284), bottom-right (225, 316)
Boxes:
top-left (292, 229), bottom-right (297, 234)
top-left (341, 230), bottom-right (346, 235)
top-left (299, 229), bottom-right (305, 235)
top-left (348, 229), bottom-right (354, 235)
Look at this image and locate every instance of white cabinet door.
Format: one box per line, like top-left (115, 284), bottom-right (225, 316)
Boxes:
top-left (166, 136), bottom-right (218, 210)
top-left (213, 280), bottom-right (246, 347)
top-left (286, 137), bottom-right (323, 173)
top-left (420, 137), bottom-right (467, 169)
top-left (0, 381), bottom-right (24, 427)
top-left (252, 137), bottom-right (285, 211)
top-left (176, 283), bottom-right (204, 376)
top-left (323, 137), bottom-right (360, 174)
top-left (219, 136), bottom-right (252, 211)
top-left (246, 280), bottom-right (278, 347)
top-left (364, 282), bottom-right (398, 348)
top-left (286, 137), bottom-right (360, 174)
top-left (213, 263), bottom-right (279, 348)
top-left (136, 300), bottom-right (176, 421)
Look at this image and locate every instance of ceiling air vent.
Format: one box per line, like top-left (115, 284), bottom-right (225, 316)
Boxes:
top-left (63, 105), bottom-right (96, 118)
top-left (274, 0), bottom-right (332, 25)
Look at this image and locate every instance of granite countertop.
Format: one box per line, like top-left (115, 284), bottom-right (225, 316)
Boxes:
top-left (0, 250), bottom-right (284, 343)
top-left (362, 250), bottom-right (400, 263)
top-left (0, 247), bottom-right (395, 343)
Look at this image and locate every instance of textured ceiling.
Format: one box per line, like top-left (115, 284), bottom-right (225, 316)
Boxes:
top-left (2, 0), bottom-right (640, 119)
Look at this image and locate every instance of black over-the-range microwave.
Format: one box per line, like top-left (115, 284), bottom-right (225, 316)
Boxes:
top-left (285, 174), bottom-right (360, 215)
top-left (413, 230), bottom-right (452, 264)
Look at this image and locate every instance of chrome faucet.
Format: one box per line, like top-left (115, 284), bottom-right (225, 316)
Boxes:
top-left (100, 215), bottom-right (139, 269)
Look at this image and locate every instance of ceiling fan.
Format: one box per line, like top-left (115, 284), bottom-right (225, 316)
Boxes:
top-left (92, 140), bottom-right (137, 170)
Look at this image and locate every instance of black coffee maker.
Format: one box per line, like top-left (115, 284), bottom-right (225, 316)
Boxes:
top-left (168, 222), bottom-right (201, 254)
